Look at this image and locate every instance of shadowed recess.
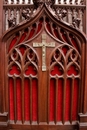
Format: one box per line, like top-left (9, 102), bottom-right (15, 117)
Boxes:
top-left (51, 65), bottom-right (63, 76)
top-left (50, 78), bottom-right (55, 121)
top-left (57, 78), bottom-right (63, 121)
top-left (65, 79), bottom-right (71, 121)
top-left (24, 78), bottom-right (30, 121)
top-left (9, 64), bottom-right (21, 75)
top-left (25, 65), bottom-right (37, 76)
top-left (16, 78), bottom-right (22, 120)
top-left (9, 78), bottom-right (14, 120)
top-left (67, 65), bottom-right (79, 76)
top-left (32, 79), bottom-right (38, 121)
top-left (72, 78), bottom-right (79, 120)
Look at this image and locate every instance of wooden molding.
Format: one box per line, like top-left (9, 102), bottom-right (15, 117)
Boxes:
top-left (0, 112), bottom-right (9, 130)
top-left (78, 113), bottom-right (87, 130)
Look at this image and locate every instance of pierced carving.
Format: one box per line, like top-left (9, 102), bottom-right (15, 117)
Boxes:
top-left (69, 0), bottom-right (72, 4)
top-left (72, 16), bottom-right (81, 28)
top-left (16, 0), bottom-right (19, 4)
top-left (22, 9), bottom-right (30, 20)
top-left (8, 44), bottom-right (38, 77)
top-left (33, 0), bottom-right (55, 8)
top-left (50, 44), bottom-right (80, 77)
top-left (58, 9), bottom-right (67, 20)
top-left (5, 0), bottom-right (8, 4)
top-left (8, 15), bottom-right (16, 28)
top-left (80, 0), bottom-right (84, 5)
top-left (11, 0), bottom-right (14, 4)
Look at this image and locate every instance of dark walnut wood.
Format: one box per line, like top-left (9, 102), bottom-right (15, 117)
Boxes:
top-left (0, 2), bottom-right (87, 130)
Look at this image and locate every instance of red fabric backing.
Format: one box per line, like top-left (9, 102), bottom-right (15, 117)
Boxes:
top-left (72, 79), bottom-right (79, 120)
top-left (51, 65), bottom-right (63, 76)
top-left (8, 37), bottom-right (17, 52)
top-left (19, 45), bottom-right (26, 55)
top-left (28, 29), bottom-right (35, 39)
top-left (24, 79), bottom-right (30, 121)
top-left (9, 65), bottom-right (20, 75)
top-left (54, 29), bottom-right (60, 39)
top-left (60, 30), bottom-right (69, 43)
top-left (57, 79), bottom-right (63, 121)
top-left (65, 79), bottom-right (71, 121)
top-left (25, 65), bottom-right (37, 76)
top-left (50, 79), bottom-right (55, 121)
top-left (62, 46), bottom-right (69, 56)
top-left (16, 78), bottom-right (22, 120)
top-left (19, 33), bottom-right (27, 43)
top-left (70, 34), bottom-right (79, 51)
top-left (9, 78), bottom-right (14, 120)
top-left (32, 79), bottom-right (38, 121)
top-left (67, 65), bottom-right (78, 76)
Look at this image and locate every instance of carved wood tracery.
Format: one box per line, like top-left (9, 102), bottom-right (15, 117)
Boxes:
top-left (7, 44), bottom-right (38, 123)
top-left (48, 44), bottom-right (81, 124)
top-left (0, 3), bottom-right (86, 130)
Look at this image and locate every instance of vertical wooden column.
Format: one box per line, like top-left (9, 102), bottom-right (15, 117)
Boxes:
top-left (0, 0), bottom-right (4, 113)
top-left (0, 0), bottom-right (3, 36)
top-left (83, 0), bottom-right (87, 36)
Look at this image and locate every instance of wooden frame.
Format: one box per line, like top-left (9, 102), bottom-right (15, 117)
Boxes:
top-left (0, 1), bottom-right (87, 130)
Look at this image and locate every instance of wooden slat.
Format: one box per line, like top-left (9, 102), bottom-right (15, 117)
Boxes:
top-left (55, 78), bottom-right (58, 124)
top-left (47, 77), bottom-right (50, 124)
top-left (30, 78), bottom-right (32, 124)
top-left (22, 77), bottom-right (24, 124)
top-left (14, 78), bottom-right (17, 123)
top-left (62, 78), bottom-right (66, 124)
top-left (70, 78), bottom-right (74, 123)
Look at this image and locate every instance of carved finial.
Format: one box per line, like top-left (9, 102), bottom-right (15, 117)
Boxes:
top-left (22, 0), bottom-right (25, 4)
top-left (75, 0), bottom-right (78, 4)
top-left (8, 15), bottom-right (16, 28)
top-left (5, 0), bottom-right (8, 4)
top-left (33, 0), bottom-right (55, 8)
top-left (16, 0), bottom-right (19, 4)
top-left (59, 0), bottom-right (61, 4)
top-left (72, 16), bottom-right (81, 28)
top-left (11, 0), bottom-right (14, 4)
top-left (28, 0), bottom-right (30, 4)
top-left (80, 0), bottom-right (84, 5)
top-left (64, 0), bottom-right (67, 4)
top-left (58, 9), bottom-right (67, 20)
top-left (69, 0), bottom-right (72, 4)
top-left (22, 9), bottom-right (30, 20)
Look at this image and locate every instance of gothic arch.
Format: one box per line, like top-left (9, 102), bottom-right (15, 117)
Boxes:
top-left (0, 2), bottom-right (86, 130)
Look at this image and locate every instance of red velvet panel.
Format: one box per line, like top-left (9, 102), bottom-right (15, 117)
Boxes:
top-left (67, 65), bottom-right (78, 76)
top-left (28, 29), bottom-right (35, 39)
top-left (62, 45), bottom-right (69, 56)
top-left (50, 79), bottom-right (55, 121)
top-left (32, 79), bottom-right (38, 121)
top-left (51, 65), bottom-right (63, 76)
top-left (72, 79), bottom-right (79, 120)
top-left (19, 33), bottom-right (26, 44)
top-left (25, 65), bottom-right (37, 76)
top-left (16, 78), bottom-right (22, 120)
top-left (57, 79), bottom-right (63, 121)
top-left (60, 29), bottom-right (69, 43)
top-left (19, 45), bottom-right (26, 55)
top-left (37, 23), bottom-right (42, 34)
top-left (9, 65), bottom-right (20, 75)
top-left (54, 29), bottom-right (60, 39)
top-left (70, 34), bottom-right (79, 52)
top-left (8, 37), bottom-right (17, 52)
top-left (65, 79), bottom-right (71, 121)
top-left (24, 79), bottom-right (30, 121)
top-left (46, 18), bottom-right (52, 33)
top-left (9, 78), bottom-right (14, 120)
